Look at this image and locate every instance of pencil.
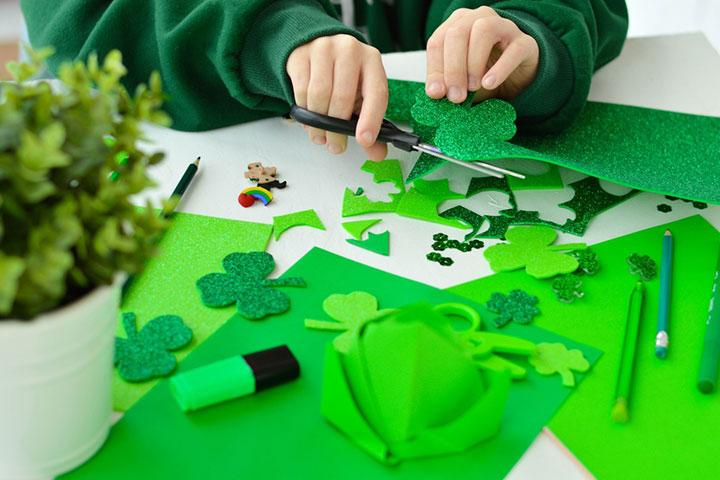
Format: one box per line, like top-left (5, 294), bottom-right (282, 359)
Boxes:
top-left (698, 246), bottom-right (720, 394)
top-left (121, 157), bottom-right (201, 299)
top-left (612, 281), bottom-right (645, 423)
top-left (655, 229), bottom-right (673, 358)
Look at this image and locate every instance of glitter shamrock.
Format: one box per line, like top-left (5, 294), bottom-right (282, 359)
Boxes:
top-left (571, 249), bottom-right (600, 276)
top-left (552, 274), bottom-right (585, 304)
top-left (114, 312), bottom-right (193, 382)
top-left (484, 226), bottom-right (587, 279)
top-left (693, 201), bottom-right (708, 210)
top-left (433, 233), bottom-right (449, 242)
top-left (486, 289), bottom-right (540, 328)
top-left (529, 342), bottom-right (590, 387)
top-left (627, 253), bottom-right (657, 281)
top-left (657, 204), bottom-right (672, 213)
top-left (196, 252), bottom-right (305, 320)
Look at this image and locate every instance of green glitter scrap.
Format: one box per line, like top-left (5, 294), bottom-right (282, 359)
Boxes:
top-left (552, 274), bottom-right (585, 304)
top-left (439, 206), bottom-right (485, 240)
top-left (386, 79), bottom-right (424, 124)
top-left (196, 252), bottom-right (306, 320)
top-left (114, 312), bottom-right (193, 383)
top-left (529, 342), bottom-right (590, 387)
top-left (466, 176), bottom-right (518, 211)
top-left (571, 249), bottom-right (600, 276)
top-left (342, 159), bottom-right (406, 217)
top-left (395, 178), bottom-right (466, 229)
top-left (627, 253), bottom-right (657, 281)
top-left (406, 152), bottom-right (447, 183)
top-left (346, 230), bottom-right (390, 256)
top-left (487, 289), bottom-right (540, 328)
top-left (273, 209), bottom-right (325, 240)
top-left (341, 218), bottom-right (381, 240)
top-left (354, 187), bottom-right (364, 196)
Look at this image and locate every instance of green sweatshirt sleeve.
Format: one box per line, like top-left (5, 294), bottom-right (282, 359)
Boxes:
top-left (431, 0), bottom-right (628, 133)
top-left (19, 0), bottom-right (355, 132)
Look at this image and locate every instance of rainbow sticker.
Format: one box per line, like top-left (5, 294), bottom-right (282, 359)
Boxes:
top-left (241, 186), bottom-right (273, 206)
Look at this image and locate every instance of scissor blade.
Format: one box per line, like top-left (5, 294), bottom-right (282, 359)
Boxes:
top-left (415, 143), bottom-right (526, 180)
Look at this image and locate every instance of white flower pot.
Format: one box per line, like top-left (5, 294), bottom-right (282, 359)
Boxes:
top-left (0, 279), bottom-right (121, 479)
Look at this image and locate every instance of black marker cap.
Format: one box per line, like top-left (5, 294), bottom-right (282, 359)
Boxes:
top-left (243, 345), bottom-right (300, 392)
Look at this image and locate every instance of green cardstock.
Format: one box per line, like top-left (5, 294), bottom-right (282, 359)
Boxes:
top-left (342, 159), bottom-right (406, 217)
top-left (342, 219), bottom-right (382, 240)
top-left (273, 209), bottom-right (325, 240)
top-left (346, 231), bottom-right (390, 256)
top-left (396, 178), bottom-right (467, 229)
top-left (62, 248), bottom-right (600, 480)
top-left (114, 212), bottom-right (273, 411)
top-left (386, 79), bottom-right (423, 125)
top-left (449, 215), bottom-right (720, 479)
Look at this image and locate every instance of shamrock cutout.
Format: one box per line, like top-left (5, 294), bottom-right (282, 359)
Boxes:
top-left (627, 253), bottom-right (657, 281)
top-left (114, 312), bottom-right (193, 382)
top-left (486, 289), bottom-right (540, 328)
top-left (552, 274), bottom-right (585, 304)
top-left (484, 226), bottom-right (587, 279)
top-left (411, 93), bottom-right (519, 160)
top-left (304, 292), bottom-right (394, 353)
top-left (529, 342), bottom-right (590, 387)
top-left (196, 252), bottom-right (305, 320)
top-left (571, 249), bottom-right (600, 276)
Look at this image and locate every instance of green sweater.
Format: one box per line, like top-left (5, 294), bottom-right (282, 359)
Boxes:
top-left (20, 0), bottom-right (627, 133)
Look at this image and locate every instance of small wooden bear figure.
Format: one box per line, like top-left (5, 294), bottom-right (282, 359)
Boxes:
top-left (245, 162), bottom-right (287, 190)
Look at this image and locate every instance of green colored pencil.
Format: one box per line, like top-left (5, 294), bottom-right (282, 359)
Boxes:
top-left (655, 229), bottom-right (673, 358)
top-left (698, 246), bottom-right (720, 394)
top-left (612, 281), bottom-right (645, 423)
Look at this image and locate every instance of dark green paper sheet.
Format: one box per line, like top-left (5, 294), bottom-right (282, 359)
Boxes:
top-left (63, 248), bottom-right (599, 480)
top-left (449, 215), bottom-right (720, 480)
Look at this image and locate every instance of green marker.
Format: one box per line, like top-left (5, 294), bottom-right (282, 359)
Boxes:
top-left (612, 281), bottom-right (644, 423)
top-left (698, 247), bottom-right (720, 394)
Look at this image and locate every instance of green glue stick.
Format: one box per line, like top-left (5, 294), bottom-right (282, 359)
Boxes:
top-left (171, 345), bottom-right (300, 412)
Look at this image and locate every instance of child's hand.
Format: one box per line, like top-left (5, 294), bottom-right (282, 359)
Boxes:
top-left (287, 34), bottom-right (388, 160)
top-left (426, 6), bottom-right (539, 104)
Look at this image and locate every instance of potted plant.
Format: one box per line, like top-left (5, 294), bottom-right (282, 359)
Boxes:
top-left (0, 48), bottom-right (169, 478)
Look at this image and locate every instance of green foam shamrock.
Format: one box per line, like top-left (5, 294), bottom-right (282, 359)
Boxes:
top-left (529, 342), bottom-right (590, 387)
top-left (627, 253), bottom-right (657, 281)
top-left (486, 289), bottom-right (540, 328)
top-left (114, 312), bottom-right (193, 382)
top-left (484, 226), bottom-right (586, 279)
top-left (571, 249), bottom-right (600, 275)
top-left (196, 252), bottom-right (305, 320)
top-left (552, 274), bottom-right (585, 304)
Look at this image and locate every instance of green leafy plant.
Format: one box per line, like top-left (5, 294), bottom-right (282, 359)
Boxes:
top-left (0, 48), bottom-right (171, 319)
top-left (529, 342), bottom-right (590, 387)
top-left (196, 252), bottom-right (306, 320)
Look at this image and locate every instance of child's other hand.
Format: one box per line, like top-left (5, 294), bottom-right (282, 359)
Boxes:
top-left (287, 34), bottom-right (388, 160)
top-left (426, 6), bottom-right (539, 104)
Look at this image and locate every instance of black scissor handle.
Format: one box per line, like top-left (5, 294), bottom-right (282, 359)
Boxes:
top-left (289, 105), bottom-right (420, 152)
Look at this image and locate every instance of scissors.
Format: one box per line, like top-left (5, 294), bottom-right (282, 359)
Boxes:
top-left (289, 105), bottom-right (525, 180)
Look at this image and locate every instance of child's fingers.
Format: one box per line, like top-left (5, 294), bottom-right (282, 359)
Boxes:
top-left (326, 51), bottom-right (361, 154)
top-left (467, 18), bottom-right (505, 91)
top-left (363, 141), bottom-right (388, 162)
top-left (306, 38), bottom-right (335, 145)
top-left (286, 53), bottom-right (310, 108)
top-left (482, 35), bottom-right (536, 90)
top-left (356, 50), bottom-right (388, 149)
top-left (443, 24), bottom-right (471, 103)
top-left (425, 33), bottom-right (446, 99)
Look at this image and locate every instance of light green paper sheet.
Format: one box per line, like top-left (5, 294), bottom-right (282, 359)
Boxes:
top-left (114, 212), bottom-right (273, 411)
top-left (273, 209), bottom-right (325, 240)
top-left (64, 248), bottom-right (599, 480)
top-left (342, 219), bottom-right (382, 240)
top-left (449, 215), bottom-right (720, 479)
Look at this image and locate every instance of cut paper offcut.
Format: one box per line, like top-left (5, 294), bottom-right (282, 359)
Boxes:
top-left (396, 178), bottom-right (467, 229)
top-left (114, 212), bottom-right (273, 411)
top-left (63, 248), bottom-right (600, 480)
top-left (342, 159), bottom-right (405, 217)
top-left (342, 219), bottom-right (382, 240)
top-left (347, 231), bottom-right (390, 256)
top-left (449, 215), bottom-right (720, 480)
top-left (273, 209), bottom-right (325, 240)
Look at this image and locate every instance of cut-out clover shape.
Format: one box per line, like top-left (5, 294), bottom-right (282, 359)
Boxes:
top-left (486, 289), bottom-right (540, 328)
top-left (305, 291), bottom-right (394, 353)
top-left (196, 252), bottom-right (305, 320)
top-left (460, 328), bottom-right (537, 380)
top-left (571, 249), bottom-right (600, 276)
top-left (484, 226), bottom-right (587, 279)
top-left (627, 253), bottom-right (657, 281)
top-left (552, 274), bottom-right (585, 304)
top-left (114, 312), bottom-right (193, 382)
top-left (529, 342), bottom-right (590, 387)
top-left (411, 93), bottom-right (518, 160)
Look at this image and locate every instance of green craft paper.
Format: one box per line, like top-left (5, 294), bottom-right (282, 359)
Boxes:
top-left (507, 165), bottom-right (564, 191)
top-left (273, 209), bottom-right (325, 240)
top-left (439, 206), bottom-right (485, 240)
top-left (449, 215), bottom-right (720, 479)
top-left (407, 152), bottom-right (447, 183)
top-left (342, 219), bottom-right (382, 240)
top-left (347, 231), bottom-right (390, 256)
top-left (343, 159), bottom-right (406, 217)
top-left (396, 179), bottom-right (467, 229)
top-left (386, 79), bottom-right (423, 125)
top-left (529, 343), bottom-right (590, 387)
top-left (63, 248), bottom-right (600, 480)
top-left (114, 212), bottom-right (273, 411)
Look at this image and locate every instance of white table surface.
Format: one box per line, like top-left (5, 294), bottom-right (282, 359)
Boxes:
top-left (138, 33), bottom-right (720, 480)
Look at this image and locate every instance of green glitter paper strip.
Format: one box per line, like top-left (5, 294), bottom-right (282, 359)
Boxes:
top-left (346, 230), bottom-right (390, 256)
top-left (406, 152), bottom-right (446, 183)
top-left (439, 206), bottom-right (485, 240)
top-left (507, 165), bottom-right (564, 191)
top-left (342, 159), bottom-right (406, 217)
top-left (273, 209), bottom-right (325, 240)
top-left (342, 219), bottom-right (382, 240)
top-left (396, 178), bottom-right (467, 229)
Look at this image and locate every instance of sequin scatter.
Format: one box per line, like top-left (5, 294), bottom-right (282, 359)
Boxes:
top-left (430, 233), bottom-right (484, 255)
top-left (552, 274), bottom-right (585, 304)
top-left (487, 290), bottom-right (540, 328)
top-left (426, 252), bottom-right (454, 267)
top-left (627, 253), bottom-right (657, 281)
top-left (657, 204), bottom-right (672, 213)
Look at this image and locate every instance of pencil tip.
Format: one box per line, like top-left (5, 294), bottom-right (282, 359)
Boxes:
top-left (194, 157), bottom-right (200, 167)
top-left (665, 229), bottom-right (671, 235)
